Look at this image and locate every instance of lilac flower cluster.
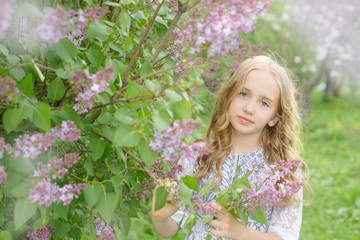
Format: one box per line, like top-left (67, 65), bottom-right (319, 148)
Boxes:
top-left (192, 196), bottom-right (219, 216)
top-left (0, 120), bottom-right (81, 160)
top-left (94, 218), bottom-right (115, 240)
top-left (185, 0), bottom-right (270, 57)
top-left (12, 132), bottom-right (55, 159)
top-left (123, 180), bottom-right (155, 200)
top-left (0, 0), bottom-right (16, 39)
top-left (33, 8), bottom-right (69, 45)
top-left (150, 119), bottom-right (210, 164)
top-left (33, 6), bottom-right (106, 46)
top-left (67, 6), bottom-right (107, 47)
top-left (0, 77), bottom-right (20, 102)
top-left (71, 67), bottom-right (114, 114)
top-left (0, 166), bottom-right (7, 184)
top-left (165, 0), bottom-right (270, 71)
top-left (231, 159), bottom-right (303, 214)
top-left (52, 120), bottom-right (81, 142)
top-left (27, 226), bottom-right (55, 240)
top-left (28, 153), bottom-right (85, 207)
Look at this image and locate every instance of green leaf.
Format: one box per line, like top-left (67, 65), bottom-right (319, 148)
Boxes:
top-left (179, 181), bottom-right (193, 209)
top-left (90, 136), bottom-right (106, 161)
top-left (48, 78), bottom-right (65, 101)
top-left (0, 43), bottom-right (9, 56)
top-left (206, 233), bottom-right (212, 240)
top-left (52, 220), bottom-right (71, 240)
top-left (118, 212), bottom-right (131, 236)
top-left (199, 177), bottom-right (214, 197)
top-left (87, 45), bottom-right (102, 66)
top-left (113, 125), bottom-right (140, 147)
top-left (55, 39), bottom-right (78, 62)
top-left (200, 215), bottom-right (214, 224)
top-left (14, 198), bottom-right (37, 230)
top-left (125, 80), bottom-right (140, 98)
top-left (139, 60), bottom-right (154, 77)
top-left (181, 175), bottom-right (199, 192)
top-left (0, 231), bottom-right (12, 240)
top-left (103, 1), bottom-right (121, 6)
top-left (7, 156), bottom-right (35, 174)
top-left (95, 192), bottom-right (119, 225)
top-left (239, 208), bottom-right (249, 226)
top-left (154, 186), bottom-right (168, 211)
top-left (31, 103), bottom-right (51, 132)
top-left (152, 110), bottom-right (171, 132)
top-left (9, 68), bottom-right (25, 81)
top-left (114, 108), bottom-right (134, 125)
top-left (173, 99), bottom-right (192, 119)
top-left (53, 203), bottom-right (68, 220)
top-left (84, 183), bottom-right (102, 208)
top-left (251, 206), bottom-right (268, 226)
top-left (165, 89), bottom-right (182, 104)
top-left (119, 11), bottom-right (131, 34)
top-left (56, 68), bottom-right (73, 79)
top-left (84, 158), bottom-right (94, 176)
top-left (18, 73), bottom-right (33, 96)
top-left (3, 108), bottom-right (30, 133)
top-left (86, 21), bottom-right (112, 41)
top-left (182, 213), bottom-right (196, 233)
top-left (138, 138), bottom-right (157, 168)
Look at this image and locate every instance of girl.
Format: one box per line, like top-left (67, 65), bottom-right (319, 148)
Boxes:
top-left (151, 55), bottom-right (311, 240)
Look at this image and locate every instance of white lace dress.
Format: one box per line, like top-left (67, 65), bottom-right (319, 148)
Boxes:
top-left (171, 148), bottom-right (303, 240)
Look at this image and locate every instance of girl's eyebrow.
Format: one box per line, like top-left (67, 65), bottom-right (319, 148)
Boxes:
top-left (242, 87), bottom-right (275, 103)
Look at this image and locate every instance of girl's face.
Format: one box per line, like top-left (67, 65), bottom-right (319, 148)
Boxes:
top-left (227, 69), bottom-right (280, 140)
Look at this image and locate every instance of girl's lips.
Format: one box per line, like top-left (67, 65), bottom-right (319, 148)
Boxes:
top-left (238, 116), bottom-right (253, 124)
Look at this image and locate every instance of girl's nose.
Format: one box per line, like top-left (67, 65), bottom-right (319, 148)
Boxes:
top-left (243, 101), bottom-right (255, 115)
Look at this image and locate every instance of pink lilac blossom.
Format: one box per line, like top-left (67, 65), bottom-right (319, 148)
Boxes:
top-left (0, 166), bottom-right (7, 184)
top-left (28, 178), bottom-right (86, 206)
top-left (72, 67), bottom-right (114, 114)
top-left (27, 226), bottom-right (55, 240)
top-left (231, 159), bottom-right (303, 214)
top-left (0, 0), bottom-right (16, 39)
top-left (191, 196), bottom-right (219, 216)
top-left (12, 132), bottom-right (55, 159)
top-left (0, 77), bottom-right (20, 102)
top-left (94, 218), bottom-right (116, 240)
top-left (29, 153), bottom-right (85, 206)
top-left (67, 6), bottom-right (107, 47)
top-left (33, 8), bottom-right (69, 45)
top-left (52, 120), bottom-right (81, 142)
top-left (167, 0), bottom-right (270, 71)
top-left (149, 119), bottom-right (210, 165)
top-left (0, 137), bottom-right (11, 159)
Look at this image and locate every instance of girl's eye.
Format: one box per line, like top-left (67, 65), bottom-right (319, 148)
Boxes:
top-left (261, 101), bottom-right (269, 107)
top-left (240, 92), bottom-right (247, 97)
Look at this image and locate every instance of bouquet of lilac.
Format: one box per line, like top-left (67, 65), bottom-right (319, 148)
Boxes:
top-left (150, 120), bottom-right (303, 237)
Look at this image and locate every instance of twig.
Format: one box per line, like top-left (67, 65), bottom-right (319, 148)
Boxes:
top-left (121, 1), bottom-right (165, 88)
top-left (150, 2), bottom-right (185, 64)
top-left (0, 62), bottom-right (56, 75)
top-left (122, 148), bottom-right (158, 180)
top-left (134, 62), bottom-right (186, 83)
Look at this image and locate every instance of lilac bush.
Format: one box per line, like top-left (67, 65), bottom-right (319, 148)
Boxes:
top-left (0, 0), bottom-right (271, 238)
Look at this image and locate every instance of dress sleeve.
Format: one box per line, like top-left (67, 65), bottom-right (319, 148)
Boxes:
top-left (267, 188), bottom-right (303, 240)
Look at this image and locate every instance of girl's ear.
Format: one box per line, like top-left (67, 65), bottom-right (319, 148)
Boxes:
top-left (268, 116), bottom-right (279, 127)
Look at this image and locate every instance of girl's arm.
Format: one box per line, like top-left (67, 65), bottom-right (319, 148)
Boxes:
top-left (209, 203), bottom-right (282, 240)
top-left (151, 185), bottom-right (181, 239)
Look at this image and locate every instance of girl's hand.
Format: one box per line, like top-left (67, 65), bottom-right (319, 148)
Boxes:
top-left (208, 202), bottom-right (246, 240)
top-left (151, 184), bottom-right (181, 221)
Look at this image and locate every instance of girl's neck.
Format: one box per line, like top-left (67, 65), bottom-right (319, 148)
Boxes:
top-left (230, 132), bottom-right (262, 155)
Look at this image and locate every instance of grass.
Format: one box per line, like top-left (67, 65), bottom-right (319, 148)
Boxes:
top-left (124, 88), bottom-right (360, 240)
top-left (300, 90), bottom-right (360, 239)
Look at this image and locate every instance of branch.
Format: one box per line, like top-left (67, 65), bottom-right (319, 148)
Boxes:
top-left (0, 62), bottom-right (56, 75)
top-left (134, 61), bottom-right (186, 83)
top-left (122, 148), bottom-right (158, 180)
top-left (186, 0), bottom-right (201, 11)
top-left (150, 1), bottom-right (185, 64)
top-left (122, 1), bottom-right (165, 87)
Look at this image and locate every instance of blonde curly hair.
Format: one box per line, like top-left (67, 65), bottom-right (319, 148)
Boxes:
top-left (194, 55), bottom-right (312, 204)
